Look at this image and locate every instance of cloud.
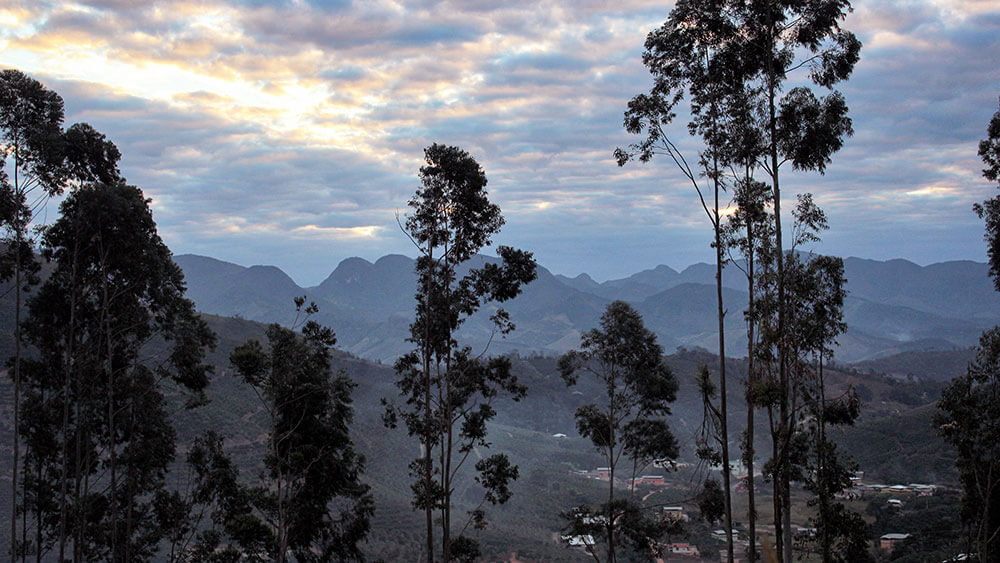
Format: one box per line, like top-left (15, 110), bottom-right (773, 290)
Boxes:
top-left (0, 0), bottom-right (997, 285)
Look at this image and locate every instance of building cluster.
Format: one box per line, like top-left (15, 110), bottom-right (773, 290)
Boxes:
top-left (561, 467), bottom-right (948, 560)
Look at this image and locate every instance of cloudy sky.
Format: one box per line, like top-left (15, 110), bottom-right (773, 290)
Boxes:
top-left (1, 0), bottom-right (998, 285)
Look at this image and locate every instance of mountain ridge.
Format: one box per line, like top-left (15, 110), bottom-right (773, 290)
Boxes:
top-left (173, 252), bottom-right (998, 364)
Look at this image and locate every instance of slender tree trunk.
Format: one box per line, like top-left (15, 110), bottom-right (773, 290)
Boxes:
top-left (781, 357), bottom-right (794, 563)
top-left (73, 396), bottom-right (82, 563)
top-left (714, 154), bottom-right (735, 563)
top-left (607, 389), bottom-right (617, 563)
top-left (58, 236), bottom-right (79, 562)
top-left (102, 257), bottom-right (118, 562)
top-left (34, 453), bottom-right (40, 563)
top-left (746, 219), bottom-right (757, 563)
top-left (78, 444), bottom-right (92, 563)
top-left (818, 355), bottom-right (831, 563)
top-left (125, 399), bottom-right (136, 563)
top-left (607, 460), bottom-right (616, 563)
top-left (275, 410), bottom-right (287, 563)
top-left (766, 31), bottom-right (791, 561)
top-left (769, 405), bottom-right (783, 560)
top-left (442, 358), bottom-right (453, 563)
top-left (422, 250), bottom-right (434, 563)
top-left (20, 441), bottom-right (26, 563)
top-left (439, 366), bottom-right (449, 563)
top-left (11, 193), bottom-right (22, 563)
top-left (442, 249), bottom-right (456, 563)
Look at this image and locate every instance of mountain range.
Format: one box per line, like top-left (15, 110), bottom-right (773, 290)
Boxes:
top-left (174, 253), bottom-right (1000, 364)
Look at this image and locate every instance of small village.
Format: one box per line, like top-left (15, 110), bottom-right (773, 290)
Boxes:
top-left (559, 466), bottom-right (952, 561)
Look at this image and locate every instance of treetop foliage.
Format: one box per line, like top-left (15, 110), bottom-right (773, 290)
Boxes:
top-left (389, 142), bottom-right (536, 562)
top-left (0, 69), bottom-right (122, 196)
top-left (407, 143), bottom-right (501, 262)
top-left (981, 96), bottom-right (1000, 184)
top-left (559, 301), bottom-right (679, 562)
top-left (618, 0), bottom-right (860, 178)
top-left (975, 97), bottom-right (1000, 290)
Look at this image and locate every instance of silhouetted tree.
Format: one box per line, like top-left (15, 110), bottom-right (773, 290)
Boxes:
top-left (19, 181), bottom-right (214, 561)
top-left (227, 299), bottom-right (373, 563)
top-left (936, 328), bottom-right (1000, 562)
top-left (723, 177), bottom-right (772, 559)
top-left (616, 5), bottom-right (745, 554)
top-left (737, 5), bottom-right (860, 558)
top-left (943, 94), bottom-right (1000, 563)
top-left (697, 478), bottom-right (726, 526)
top-left (975, 96), bottom-right (1000, 289)
top-left (384, 143), bottom-right (537, 562)
top-left (558, 301), bottom-right (679, 562)
top-left (781, 254), bottom-right (871, 562)
top-left (618, 3), bottom-right (859, 557)
top-left (0, 70), bottom-right (123, 561)
top-left (0, 70), bottom-right (66, 559)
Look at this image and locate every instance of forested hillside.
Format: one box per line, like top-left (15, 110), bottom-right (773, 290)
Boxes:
top-left (0, 310), bottom-right (960, 560)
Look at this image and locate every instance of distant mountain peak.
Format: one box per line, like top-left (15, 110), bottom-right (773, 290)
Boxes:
top-left (374, 254), bottom-right (414, 268)
top-left (172, 251), bottom-right (1000, 365)
top-left (320, 256), bottom-right (375, 288)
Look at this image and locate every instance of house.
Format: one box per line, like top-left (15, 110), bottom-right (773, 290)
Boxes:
top-left (632, 475), bottom-right (665, 486)
top-left (552, 433), bottom-right (567, 438)
top-left (596, 467), bottom-right (611, 480)
top-left (561, 534), bottom-right (594, 548)
top-left (879, 533), bottom-right (911, 554)
top-left (663, 506), bottom-right (689, 522)
top-left (663, 542), bottom-right (699, 558)
top-left (653, 458), bottom-right (678, 470)
top-left (888, 498), bottom-right (903, 508)
top-left (580, 514), bottom-right (608, 526)
top-left (717, 544), bottom-right (748, 563)
top-left (712, 529), bottom-right (740, 542)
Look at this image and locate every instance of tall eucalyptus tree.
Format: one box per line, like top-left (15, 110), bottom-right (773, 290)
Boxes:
top-left (0, 69), bottom-right (122, 560)
top-left (617, 4), bottom-right (745, 556)
top-left (619, 2), bottom-right (860, 559)
top-left (20, 181), bottom-right (214, 561)
top-left (558, 301), bottom-right (679, 563)
top-left (385, 144), bottom-right (536, 562)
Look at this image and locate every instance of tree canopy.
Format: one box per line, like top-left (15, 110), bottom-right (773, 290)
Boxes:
top-left (559, 301), bottom-right (679, 562)
top-left (386, 143), bottom-right (537, 563)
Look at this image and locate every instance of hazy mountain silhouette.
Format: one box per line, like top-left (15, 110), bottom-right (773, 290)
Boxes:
top-left (173, 253), bottom-right (998, 363)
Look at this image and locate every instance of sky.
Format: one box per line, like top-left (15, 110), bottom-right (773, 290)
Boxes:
top-left (1, 0), bottom-right (998, 286)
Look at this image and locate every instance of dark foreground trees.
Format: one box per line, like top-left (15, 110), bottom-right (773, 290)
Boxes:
top-left (936, 329), bottom-right (1000, 563)
top-left (786, 254), bottom-right (870, 562)
top-left (975, 96), bottom-right (1000, 289)
top-left (558, 301), bottom-right (679, 562)
top-left (1, 69), bottom-right (123, 559)
top-left (19, 181), bottom-right (215, 561)
top-left (201, 300), bottom-right (373, 562)
top-left (617, 6), bottom-right (740, 554)
top-left (385, 143), bottom-right (537, 562)
top-left (938, 95), bottom-right (1000, 563)
top-left (618, 2), bottom-right (860, 560)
